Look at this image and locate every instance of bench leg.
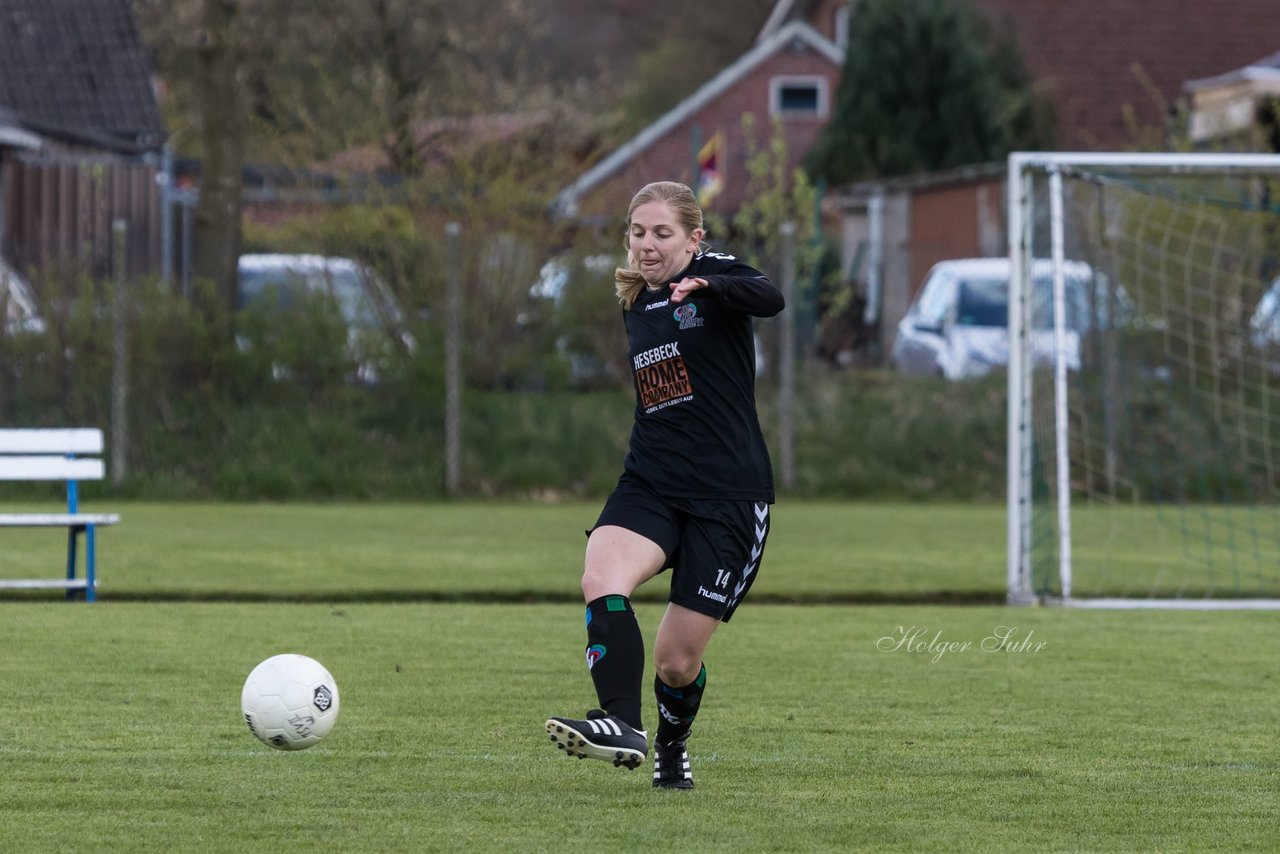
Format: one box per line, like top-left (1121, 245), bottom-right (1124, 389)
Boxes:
top-left (63, 525), bottom-right (94, 602)
top-left (65, 527), bottom-right (79, 602)
top-left (86, 525), bottom-right (96, 603)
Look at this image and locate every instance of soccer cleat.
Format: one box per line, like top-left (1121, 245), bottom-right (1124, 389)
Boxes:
top-left (652, 738), bottom-right (693, 789)
top-left (545, 709), bottom-right (648, 769)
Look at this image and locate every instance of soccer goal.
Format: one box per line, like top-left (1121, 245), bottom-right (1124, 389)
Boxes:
top-left (1007, 152), bottom-right (1280, 608)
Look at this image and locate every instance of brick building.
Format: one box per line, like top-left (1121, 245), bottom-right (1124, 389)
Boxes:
top-left (552, 16), bottom-right (843, 223)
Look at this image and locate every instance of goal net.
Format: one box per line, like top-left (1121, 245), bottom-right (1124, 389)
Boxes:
top-left (1007, 152), bottom-right (1280, 608)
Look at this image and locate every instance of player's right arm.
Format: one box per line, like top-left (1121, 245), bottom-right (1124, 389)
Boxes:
top-left (697, 256), bottom-right (784, 318)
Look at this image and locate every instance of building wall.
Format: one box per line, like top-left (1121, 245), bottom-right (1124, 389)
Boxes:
top-left (572, 46), bottom-right (840, 222)
top-left (2, 150), bottom-right (163, 281)
top-left (907, 182), bottom-right (1003, 298)
top-left (837, 173), bottom-right (1006, 358)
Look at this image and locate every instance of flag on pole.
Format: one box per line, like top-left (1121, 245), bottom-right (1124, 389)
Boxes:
top-left (696, 132), bottom-right (724, 207)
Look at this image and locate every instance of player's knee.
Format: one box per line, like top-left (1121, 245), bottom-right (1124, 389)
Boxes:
top-left (581, 565), bottom-right (623, 601)
top-left (580, 568), bottom-right (601, 601)
top-left (653, 650), bottom-right (700, 687)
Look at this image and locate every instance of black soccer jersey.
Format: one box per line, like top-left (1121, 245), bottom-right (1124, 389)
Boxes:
top-left (620, 249), bottom-right (784, 502)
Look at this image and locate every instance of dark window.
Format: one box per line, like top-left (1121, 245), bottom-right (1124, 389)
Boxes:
top-left (778, 83), bottom-right (820, 114)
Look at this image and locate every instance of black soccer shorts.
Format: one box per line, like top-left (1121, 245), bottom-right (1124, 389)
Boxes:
top-left (589, 473), bottom-right (771, 623)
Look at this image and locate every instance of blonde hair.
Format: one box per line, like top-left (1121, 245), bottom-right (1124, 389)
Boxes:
top-left (614, 181), bottom-right (707, 310)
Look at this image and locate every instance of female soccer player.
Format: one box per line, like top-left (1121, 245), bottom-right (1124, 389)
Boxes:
top-left (545, 180), bottom-right (784, 788)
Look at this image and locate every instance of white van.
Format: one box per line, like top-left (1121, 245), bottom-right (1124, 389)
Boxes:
top-left (1249, 275), bottom-right (1280, 349)
top-left (891, 257), bottom-right (1102, 380)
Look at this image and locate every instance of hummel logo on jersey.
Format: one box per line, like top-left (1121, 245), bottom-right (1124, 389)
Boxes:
top-left (645, 298), bottom-right (670, 311)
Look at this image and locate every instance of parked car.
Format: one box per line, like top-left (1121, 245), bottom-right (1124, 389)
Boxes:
top-left (236, 254), bottom-right (415, 383)
top-left (1249, 275), bottom-right (1280, 349)
top-left (891, 257), bottom-right (1105, 380)
top-left (1, 256), bottom-right (44, 335)
top-left (528, 253), bottom-right (617, 305)
top-left (526, 252), bottom-right (620, 386)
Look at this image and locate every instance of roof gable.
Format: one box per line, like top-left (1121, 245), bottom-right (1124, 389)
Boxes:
top-left (758, 0), bottom-right (847, 45)
top-left (1185, 50), bottom-right (1280, 93)
top-left (555, 19), bottom-right (841, 214)
top-left (0, 0), bottom-right (165, 153)
top-left (757, 0), bottom-right (804, 41)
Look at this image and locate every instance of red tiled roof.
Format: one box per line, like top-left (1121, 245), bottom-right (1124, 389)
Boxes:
top-left (764, 0), bottom-right (1279, 148)
top-left (970, 0), bottom-right (1280, 148)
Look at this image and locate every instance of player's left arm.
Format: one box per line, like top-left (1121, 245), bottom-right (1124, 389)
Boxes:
top-left (669, 258), bottom-right (784, 318)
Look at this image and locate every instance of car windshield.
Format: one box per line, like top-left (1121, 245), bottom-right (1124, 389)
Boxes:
top-left (238, 269), bottom-right (306, 309)
top-left (912, 275), bottom-right (955, 327)
top-left (239, 266), bottom-right (383, 329)
top-left (1030, 274), bottom-right (1093, 330)
top-left (327, 269), bottom-right (380, 328)
top-left (952, 272), bottom-right (1093, 330)
top-left (956, 277), bottom-right (1008, 327)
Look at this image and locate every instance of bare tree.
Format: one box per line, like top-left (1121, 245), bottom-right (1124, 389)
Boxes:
top-left (333, 0), bottom-right (546, 176)
top-left (192, 0), bottom-right (244, 319)
top-left (137, 0), bottom-right (772, 173)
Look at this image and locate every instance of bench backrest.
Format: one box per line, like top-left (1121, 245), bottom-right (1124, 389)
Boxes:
top-left (0, 429), bottom-right (106, 482)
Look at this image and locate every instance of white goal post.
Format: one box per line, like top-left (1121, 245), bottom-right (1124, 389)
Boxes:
top-left (1007, 151), bottom-right (1280, 608)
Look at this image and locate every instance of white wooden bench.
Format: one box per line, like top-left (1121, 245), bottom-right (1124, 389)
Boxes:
top-left (0, 428), bottom-right (120, 601)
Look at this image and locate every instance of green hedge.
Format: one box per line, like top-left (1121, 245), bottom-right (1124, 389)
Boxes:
top-left (0, 277), bottom-right (1009, 501)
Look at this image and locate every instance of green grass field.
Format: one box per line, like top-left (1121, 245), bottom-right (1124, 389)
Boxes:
top-left (0, 500), bottom-right (1010, 600)
top-left (1, 502), bottom-right (1277, 852)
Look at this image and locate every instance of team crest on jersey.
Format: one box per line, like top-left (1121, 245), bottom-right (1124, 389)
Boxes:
top-left (673, 304), bottom-right (704, 330)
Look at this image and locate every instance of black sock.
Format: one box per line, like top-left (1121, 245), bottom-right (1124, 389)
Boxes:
top-left (584, 594), bottom-right (644, 731)
top-left (654, 663), bottom-right (706, 747)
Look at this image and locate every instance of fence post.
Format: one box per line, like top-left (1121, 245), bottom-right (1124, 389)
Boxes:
top-left (159, 145), bottom-right (174, 288)
top-left (181, 199), bottom-right (194, 298)
top-left (865, 189), bottom-right (885, 363)
top-left (444, 222), bottom-right (462, 497)
top-left (111, 219), bottom-right (128, 484)
top-left (778, 221), bottom-right (796, 491)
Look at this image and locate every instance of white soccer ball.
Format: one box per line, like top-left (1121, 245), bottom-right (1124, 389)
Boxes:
top-left (240, 654), bottom-right (340, 751)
